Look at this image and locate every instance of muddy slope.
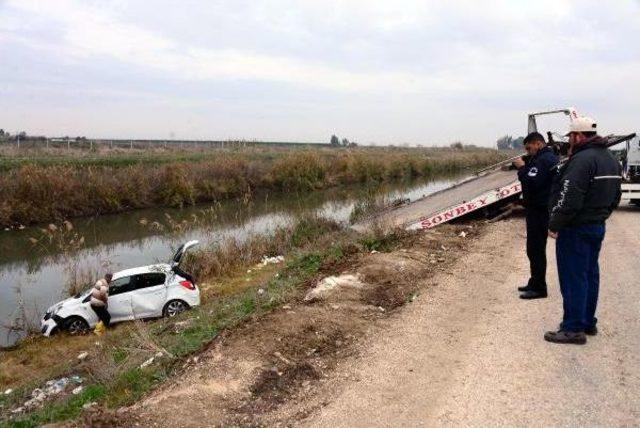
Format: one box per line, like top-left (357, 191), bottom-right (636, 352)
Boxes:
top-left (98, 223), bottom-right (481, 427)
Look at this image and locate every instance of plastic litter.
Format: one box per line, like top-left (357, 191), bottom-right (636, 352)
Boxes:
top-left (83, 401), bottom-right (97, 410)
top-left (77, 352), bottom-right (89, 361)
top-left (140, 353), bottom-right (162, 369)
top-left (261, 255), bottom-right (284, 266)
top-left (4, 388), bottom-right (12, 395)
top-left (17, 375), bottom-right (84, 411)
top-left (72, 386), bottom-right (83, 395)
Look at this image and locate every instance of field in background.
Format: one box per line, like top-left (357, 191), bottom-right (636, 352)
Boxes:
top-left (0, 144), bottom-right (507, 228)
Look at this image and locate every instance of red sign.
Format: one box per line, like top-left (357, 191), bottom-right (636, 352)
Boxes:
top-left (406, 181), bottom-right (522, 230)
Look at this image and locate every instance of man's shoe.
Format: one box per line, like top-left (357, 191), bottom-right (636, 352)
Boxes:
top-left (544, 330), bottom-right (587, 345)
top-left (519, 290), bottom-right (548, 300)
top-left (518, 284), bottom-right (533, 292)
top-left (585, 326), bottom-right (598, 336)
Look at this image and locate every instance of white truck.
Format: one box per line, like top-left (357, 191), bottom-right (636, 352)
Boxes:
top-left (353, 108), bottom-right (636, 232)
top-left (622, 135), bottom-right (640, 205)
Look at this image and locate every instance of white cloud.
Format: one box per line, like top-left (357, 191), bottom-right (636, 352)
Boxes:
top-left (3, 0), bottom-right (445, 93)
top-left (1, 0), bottom-right (639, 143)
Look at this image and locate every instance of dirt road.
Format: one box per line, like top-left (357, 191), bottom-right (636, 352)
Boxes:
top-left (304, 206), bottom-right (640, 427)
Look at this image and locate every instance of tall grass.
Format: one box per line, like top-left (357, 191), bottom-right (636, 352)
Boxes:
top-left (0, 147), bottom-right (506, 227)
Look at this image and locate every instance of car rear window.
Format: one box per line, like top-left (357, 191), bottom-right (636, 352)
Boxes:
top-left (135, 273), bottom-right (166, 289)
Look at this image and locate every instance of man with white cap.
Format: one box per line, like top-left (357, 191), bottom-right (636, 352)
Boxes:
top-left (545, 116), bottom-right (622, 344)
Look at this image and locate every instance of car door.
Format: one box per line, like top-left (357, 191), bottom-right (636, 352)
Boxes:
top-left (170, 240), bottom-right (200, 268)
top-left (107, 276), bottom-right (136, 323)
top-left (130, 272), bottom-right (168, 319)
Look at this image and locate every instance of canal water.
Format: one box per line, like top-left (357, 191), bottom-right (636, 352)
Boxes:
top-left (0, 174), bottom-right (467, 347)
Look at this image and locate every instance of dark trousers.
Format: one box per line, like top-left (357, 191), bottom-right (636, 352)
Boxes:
top-left (525, 206), bottom-right (550, 292)
top-left (91, 305), bottom-right (111, 327)
top-left (556, 224), bottom-right (605, 332)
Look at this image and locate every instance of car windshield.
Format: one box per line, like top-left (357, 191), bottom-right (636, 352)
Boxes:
top-left (74, 284), bottom-right (93, 299)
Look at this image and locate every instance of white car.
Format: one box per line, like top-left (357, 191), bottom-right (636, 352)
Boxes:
top-left (41, 240), bottom-right (200, 336)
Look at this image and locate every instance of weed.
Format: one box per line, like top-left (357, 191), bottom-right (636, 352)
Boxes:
top-left (0, 147), bottom-right (506, 227)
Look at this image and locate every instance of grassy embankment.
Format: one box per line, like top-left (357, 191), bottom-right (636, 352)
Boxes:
top-left (0, 214), bottom-right (405, 427)
top-left (0, 146), bottom-right (505, 228)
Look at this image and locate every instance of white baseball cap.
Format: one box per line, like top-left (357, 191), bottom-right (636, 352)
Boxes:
top-left (566, 116), bottom-right (597, 136)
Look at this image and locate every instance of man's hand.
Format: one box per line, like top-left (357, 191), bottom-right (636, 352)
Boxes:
top-left (513, 157), bottom-right (525, 169)
top-left (548, 230), bottom-right (558, 239)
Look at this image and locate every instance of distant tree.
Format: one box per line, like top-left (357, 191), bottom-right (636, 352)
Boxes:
top-left (348, 142), bottom-right (358, 148)
top-left (0, 129), bottom-right (4, 137)
top-left (511, 136), bottom-right (524, 149)
top-left (496, 135), bottom-right (513, 150)
top-left (450, 141), bottom-right (464, 150)
top-left (17, 131), bottom-right (27, 139)
top-left (330, 135), bottom-right (340, 146)
top-left (341, 138), bottom-right (349, 147)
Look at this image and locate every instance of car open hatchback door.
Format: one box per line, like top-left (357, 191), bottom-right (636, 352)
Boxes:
top-left (171, 240), bottom-right (199, 266)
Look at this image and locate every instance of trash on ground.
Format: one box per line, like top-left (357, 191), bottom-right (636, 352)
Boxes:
top-left (304, 274), bottom-right (364, 302)
top-left (18, 376), bottom-right (84, 411)
top-left (4, 388), bottom-right (13, 395)
top-left (72, 386), bottom-right (83, 395)
top-left (140, 357), bottom-right (155, 369)
top-left (140, 352), bottom-right (164, 369)
top-left (274, 351), bottom-right (292, 365)
top-left (77, 351), bottom-right (89, 361)
top-left (261, 255), bottom-right (284, 266)
top-left (459, 231), bottom-right (467, 238)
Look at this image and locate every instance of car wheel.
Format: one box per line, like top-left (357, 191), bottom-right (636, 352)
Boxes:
top-left (163, 300), bottom-right (189, 317)
top-left (65, 316), bottom-right (89, 335)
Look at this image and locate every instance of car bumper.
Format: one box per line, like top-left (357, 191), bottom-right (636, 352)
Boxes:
top-left (41, 317), bottom-right (58, 336)
top-left (41, 311), bottom-right (65, 336)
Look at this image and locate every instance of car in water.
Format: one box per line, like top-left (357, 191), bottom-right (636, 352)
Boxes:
top-left (40, 240), bottom-right (200, 336)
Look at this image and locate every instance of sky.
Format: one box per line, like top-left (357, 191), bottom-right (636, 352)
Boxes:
top-left (0, 0), bottom-right (639, 146)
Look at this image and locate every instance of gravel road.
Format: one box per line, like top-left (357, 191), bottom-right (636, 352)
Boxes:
top-left (304, 206), bottom-right (640, 427)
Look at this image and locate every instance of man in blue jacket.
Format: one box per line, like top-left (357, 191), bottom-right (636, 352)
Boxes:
top-left (514, 132), bottom-right (559, 299)
top-left (544, 117), bottom-right (622, 345)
